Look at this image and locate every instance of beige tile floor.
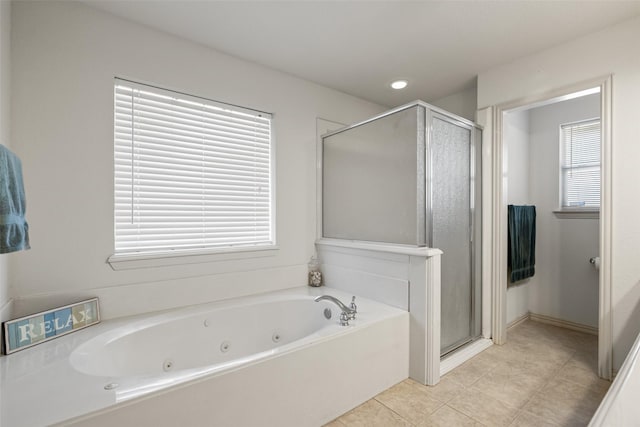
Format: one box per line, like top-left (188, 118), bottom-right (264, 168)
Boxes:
top-left (326, 320), bottom-right (611, 427)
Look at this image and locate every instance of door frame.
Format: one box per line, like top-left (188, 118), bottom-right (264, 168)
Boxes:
top-left (487, 75), bottom-right (613, 380)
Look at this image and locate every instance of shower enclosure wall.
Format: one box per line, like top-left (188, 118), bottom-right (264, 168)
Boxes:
top-left (321, 102), bottom-right (482, 357)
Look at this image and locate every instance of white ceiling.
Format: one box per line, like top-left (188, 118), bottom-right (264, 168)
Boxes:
top-left (87, 1), bottom-right (640, 107)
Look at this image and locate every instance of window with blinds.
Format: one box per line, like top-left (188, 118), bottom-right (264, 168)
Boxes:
top-left (560, 119), bottom-right (600, 209)
top-left (114, 79), bottom-right (273, 256)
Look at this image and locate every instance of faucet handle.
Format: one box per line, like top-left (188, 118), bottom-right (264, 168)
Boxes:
top-left (349, 296), bottom-right (357, 320)
top-left (339, 311), bottom-right (350, 326)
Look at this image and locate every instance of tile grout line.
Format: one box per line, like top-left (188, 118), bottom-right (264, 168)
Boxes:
top-left (373, 386), bottom-right (449, 426)
top-left (475, 324), bottom-right (580, 425)
top-left (444, 403), bottom-right (489, 426)
top-left (517, 348), bottom-right (577, 415)
top-left (372, 395), bottom-right (420, 426)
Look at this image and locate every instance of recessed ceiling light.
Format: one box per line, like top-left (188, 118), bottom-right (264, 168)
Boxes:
top-left (390, 80), bottom-right (408, 90)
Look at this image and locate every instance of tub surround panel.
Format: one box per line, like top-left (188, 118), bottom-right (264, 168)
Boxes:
top-left (319, 244), bottom-right (411, 311)
top-left (322, 264), bottom-right (408, 310)
top-left (317, 241), bottom-right (443, 386)
top-left (317, 243), bottom-right (412, 309)
top-left (11, 264), bottom-right (306, 321)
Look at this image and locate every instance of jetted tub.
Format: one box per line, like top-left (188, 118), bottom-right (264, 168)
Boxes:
top-left (0, 287), bottom-right (409, 426)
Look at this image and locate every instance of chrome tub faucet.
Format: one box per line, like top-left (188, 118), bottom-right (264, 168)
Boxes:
top-left (314, 295), bottom-right (357, 326)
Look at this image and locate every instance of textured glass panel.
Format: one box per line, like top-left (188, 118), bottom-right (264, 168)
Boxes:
top-left (431, 117), bottom-right (472, 354)
top-left (323, 106), bottom-right (422, 245)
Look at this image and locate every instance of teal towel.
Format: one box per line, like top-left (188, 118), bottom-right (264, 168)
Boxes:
top-left (508, 205), bottom-right (535, 283)
top-left (0, 144), bottom-right (30, 253)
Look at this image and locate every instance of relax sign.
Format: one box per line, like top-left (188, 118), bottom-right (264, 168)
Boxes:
top-left (2, 298), bottom-right (100, 354)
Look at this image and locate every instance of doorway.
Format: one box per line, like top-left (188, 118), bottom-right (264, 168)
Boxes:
top-left (488, 77), bottom-right (612, 380)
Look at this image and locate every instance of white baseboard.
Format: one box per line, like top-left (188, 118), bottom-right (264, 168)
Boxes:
top-left (440, 338), bottom-right (493, 376)
top-left (507, 312), bottom-right (530, 329)
top-left (524, 312), bottom-right (598, 336)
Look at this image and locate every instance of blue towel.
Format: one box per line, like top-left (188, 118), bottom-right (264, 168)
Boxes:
top-left (0, 144), bottom-right (30, 253)
top-left (508, 205), bottom-right (535, 283)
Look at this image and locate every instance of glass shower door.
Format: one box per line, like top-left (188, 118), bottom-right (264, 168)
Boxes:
top-left (430, 114), bottom-right (481, 356)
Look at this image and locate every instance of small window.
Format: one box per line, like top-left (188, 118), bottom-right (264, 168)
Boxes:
top-left (560, 119), bottom-right (600, 210)
top-left (113, 79), bottom-right (274, 257)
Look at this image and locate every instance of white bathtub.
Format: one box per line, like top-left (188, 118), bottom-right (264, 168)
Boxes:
top-left (0, 287), bottom-right (408, 427)
top-left (590, 331), bottom-right (640, 426)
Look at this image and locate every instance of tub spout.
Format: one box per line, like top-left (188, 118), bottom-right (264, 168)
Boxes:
top-left (314, 295), bottom-right (356, 326)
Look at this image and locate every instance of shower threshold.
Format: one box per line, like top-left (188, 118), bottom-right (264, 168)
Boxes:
top-left (440, 337), bottom-right (493, 377)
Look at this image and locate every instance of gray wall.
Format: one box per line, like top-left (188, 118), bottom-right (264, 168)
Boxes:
top-left (505, 94), bottom-right (600, 327)
top-left (528, 94), bottom-right (600, 327)
top-left (430, 87), bottom-right (477, 122)
top-left (505, 109), bottom-right (532, 324)
top-left (8, 1), bottom-right (384, 319)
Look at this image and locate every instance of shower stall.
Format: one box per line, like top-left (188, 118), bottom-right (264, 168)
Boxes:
top-left (322, 102), bottom-right (482, 356)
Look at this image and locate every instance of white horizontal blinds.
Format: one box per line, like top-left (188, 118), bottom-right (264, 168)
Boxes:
top-left (114, 79), bottom-right (273, 255)
top-left (561, 119), bottom-right (600, 208)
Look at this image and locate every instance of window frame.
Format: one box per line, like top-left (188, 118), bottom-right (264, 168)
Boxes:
top-left (556, 117), bottom-right (601, 218)
top-left (108, 79), bottom-right (277, 270)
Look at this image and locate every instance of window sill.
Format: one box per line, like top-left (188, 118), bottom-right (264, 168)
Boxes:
top-left (553, 209), bottom-right (599, 219)
top-left (107, 245), bottom-right (279, 271)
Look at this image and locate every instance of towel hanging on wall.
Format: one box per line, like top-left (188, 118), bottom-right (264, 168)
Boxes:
top-left (508, 204), bottom-right (535, 283)
top-left (0, 144), bottom-right (30, 253)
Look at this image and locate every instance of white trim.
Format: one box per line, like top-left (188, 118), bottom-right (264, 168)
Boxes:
top-left (316, 238), bottom-right (443, 257)
top-left (529, 312), bottom-right (598, 336)
top-left (107, 245), bottom-right (278, 270)
top-left (407, 253), bottom-right (442, 385)
top-left (440, 338), bottom-right (493, 377)
top-left (491, 75), bottom-right (613, 380)
top-left (598, 76), bottom-right (613, 380)
top-left (553, 209), bottom-right (599, 219)
top-left (424, 254), bottom-right (441, 385)
top-left (491, 102), bottom-right (508, 345)
top-left (316, 118), bottom-right (346, 242)
top-left (507, 311), bottom-right (598, 335)
top-left (477, 107), bottom-right (494, 340)
top-left (507, 312), bottom-right (530, 329)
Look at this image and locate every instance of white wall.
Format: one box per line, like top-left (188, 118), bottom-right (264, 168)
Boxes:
top-left (9, 1), bottom-right (384, 319)
top-left (430, 86), bottom-right (477, 122)
top-left (478, 15), bottom-right (640, 369)
top-left (504, 109), bottom-right (532, 325)
top-left (0, 0), bottom-right (11, 320)
top-left (527, 94), bottom-right (600, 328)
